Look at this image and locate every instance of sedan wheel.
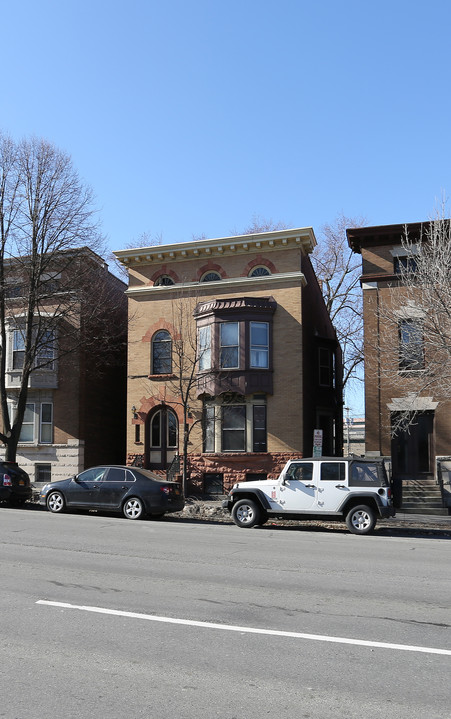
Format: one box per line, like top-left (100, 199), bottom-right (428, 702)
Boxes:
top-left (123, 497), bottom-right (145, 520)
top-left (47, 491), bottom-right (65, 514)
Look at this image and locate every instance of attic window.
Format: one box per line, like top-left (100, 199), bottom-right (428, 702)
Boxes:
top-left (249, 266), bottom-right (270, 277)
top-left (154, 275), bottom-right (174, 286)
top-left (201, 271), bottom-right (221, 282)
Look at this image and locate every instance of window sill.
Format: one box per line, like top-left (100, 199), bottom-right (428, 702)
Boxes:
top-left (148, 373), bottom-right (177, 380)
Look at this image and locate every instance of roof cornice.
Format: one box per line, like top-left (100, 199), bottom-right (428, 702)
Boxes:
top-left (125, 271), bottom-right (307, 295)
top-left (114, 227), bottom-right (316, 266)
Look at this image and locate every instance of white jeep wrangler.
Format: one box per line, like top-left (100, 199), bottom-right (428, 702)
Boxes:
top-left (222, 457), bottom-right (395, 535)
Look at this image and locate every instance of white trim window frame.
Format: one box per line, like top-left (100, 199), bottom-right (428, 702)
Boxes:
top-left (40, 403), bottom-right (53, 443)
top-left (20, 403), bottom-right (36, 443)
top-left (12, 329), bottom-right (26, 370)
top-left (198, 325), bottom-right (211, 371)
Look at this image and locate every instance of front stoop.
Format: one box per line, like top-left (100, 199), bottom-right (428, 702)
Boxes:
top-left (401, 477), bottom-right (449, 515)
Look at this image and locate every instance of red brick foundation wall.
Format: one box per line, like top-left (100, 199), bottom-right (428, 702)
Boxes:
top-left (127, 452), bottom-right (305, 493)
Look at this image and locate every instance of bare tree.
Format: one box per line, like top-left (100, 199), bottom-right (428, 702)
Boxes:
top-left (375, 213), bottom-right (451, 433)
top-left (311, 214), bottom-right (366, 393)
top-left (237, 214), bottom-right (290, 235)
top-left (236, 214), bottom-right (365, 396)
top-left (0, 133), bottom-right (123, 461)
top-left (148, 291), bottom-right (209, 494)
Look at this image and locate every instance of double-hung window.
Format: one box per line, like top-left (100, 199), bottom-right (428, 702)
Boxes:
top-left (13, 330), bottom-right (25, 370)
top-left (319, 347), bottom-right (332, 386)
top-left (152, 330), bottom-right (172, 374)
top-left (40, 403), bottom-right (53, 443)
top-left (20, 403), bottom-right (35, 442)
top-left (36, 330), bottom-right (55, 370)
top-left (250, 322), bottom-right (269, 368)
top-left (399, 319), bottom-right (424, 370)
top-left (220, 322), bottom-right (239, 369)
top-left (222, 404), bottom-right (246, 450)
top-left (203, 404), bottom-right (215, 452)
top-left (198, 325), bottom-right (211, 371)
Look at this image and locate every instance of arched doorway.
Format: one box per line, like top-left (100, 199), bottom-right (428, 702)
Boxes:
top-left (145, 405), bottom-right (178, 470)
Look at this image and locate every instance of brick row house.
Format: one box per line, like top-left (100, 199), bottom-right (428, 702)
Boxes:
top-left (114, 227), bottom-right (343, 495)
top-left (347, 222), bottom-right (451, 511)
top-left (0, 249), bottom-right (127, 484)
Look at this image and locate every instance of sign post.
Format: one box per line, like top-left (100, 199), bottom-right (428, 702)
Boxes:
top-left (313, 429), bottom-right (323, 457)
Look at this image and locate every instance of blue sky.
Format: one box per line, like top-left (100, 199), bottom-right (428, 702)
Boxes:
top-left (3, 0), bottom-right (451, 414)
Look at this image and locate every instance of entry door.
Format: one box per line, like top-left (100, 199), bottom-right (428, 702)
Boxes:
top-left (391, 412), bottom-right (434, 477)
top-left (146, 407), bottom-right (178, 470)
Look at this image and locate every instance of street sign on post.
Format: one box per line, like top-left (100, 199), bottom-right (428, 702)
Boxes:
top-left (313, 429), bottom-right (323, 457)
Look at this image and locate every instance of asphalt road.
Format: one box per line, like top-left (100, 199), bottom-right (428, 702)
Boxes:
top-left (1, 505), bottom-right (450, 719)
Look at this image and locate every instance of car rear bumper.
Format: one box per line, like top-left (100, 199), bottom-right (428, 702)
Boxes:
top-left (0, 486), bottom-right (32, 501)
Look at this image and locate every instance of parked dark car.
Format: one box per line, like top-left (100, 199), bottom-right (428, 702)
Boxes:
top-left (39, 465), bottom-right (184, 520)
top-left (0, 461), bottom-right (32, 505)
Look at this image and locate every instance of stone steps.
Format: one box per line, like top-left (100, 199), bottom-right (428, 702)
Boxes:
top-left (400, 479), bottom-right (448, 515)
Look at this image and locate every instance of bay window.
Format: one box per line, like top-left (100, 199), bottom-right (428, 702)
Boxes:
top-left (198, 325), bottom-right (211, 371)
top-left (222, 404), bottom-right (246, 450)
top-left (220, 322), bottom-right (239, 369)
top-left (202, 397), bottom-right (267, 453)
top-left (250, 322), bottom-right (269, 368)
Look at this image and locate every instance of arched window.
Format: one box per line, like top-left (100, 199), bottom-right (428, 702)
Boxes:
top-left (201, 271), bottom-right (221, 282)
top-left (152, 330), bottom-right (172, 374)
top-left (249, 266), bottom-right (271, 277)
top-left (154, 275), bottom-right (174, 286)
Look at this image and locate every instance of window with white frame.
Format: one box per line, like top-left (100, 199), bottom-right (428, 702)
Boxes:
top-left (19, 403), bottom-right (35, 442)
top-left (13, 329), bottom-right (25, 369)
top-left (40, 403), bottom-right (53, 443)
top-left (198, 325), bottom-right (211, 371)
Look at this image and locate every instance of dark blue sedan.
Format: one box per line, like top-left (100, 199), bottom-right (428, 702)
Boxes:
top-left (39, 465), bottom-right (184, 520)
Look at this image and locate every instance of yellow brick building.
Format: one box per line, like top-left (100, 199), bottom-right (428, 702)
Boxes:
top-left (115, 227), bottom-right (342, 494)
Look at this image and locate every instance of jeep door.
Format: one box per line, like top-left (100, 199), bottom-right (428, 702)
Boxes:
top-left (277, 461), bottom-right (317, 510)
top-left (317, 461), bottom-right (349, 511)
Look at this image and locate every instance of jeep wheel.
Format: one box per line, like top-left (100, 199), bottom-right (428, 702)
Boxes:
top-left (345, 505), bottom-right (376, 535)
top-left (231, 499), bottom-right (261, 528)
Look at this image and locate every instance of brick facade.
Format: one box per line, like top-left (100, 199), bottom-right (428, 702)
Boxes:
top-left (0, 251), bottom-right (127, 483)
top-left (115, 228), bottom-right (343, 494)
top-left (347, 222), bottom-right (451, 499)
